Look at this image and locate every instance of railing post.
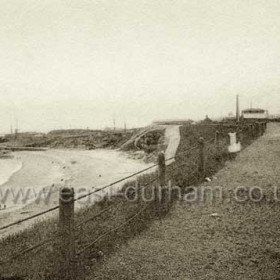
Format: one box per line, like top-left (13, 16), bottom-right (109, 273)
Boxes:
top-left (249, 124), bottom-right (253, 138)
top-left (262, 122), bottom-right (265, 135)
top-left (59, 187), bottom-right (75, 280)
top-left (100, 193), bottom-right (109, 209)
top-left (253, 123), bottom-right (257, 138)
top-left (257, 122), bottom-right (262, 137)
top-left (158, 152), bottom-right (166, 216)
top-left (198, 137), bottom-right (205, 178)
top-left (237, 127), bottom-right (243, 144)
top-left (158, 152), bottom-right (166, 187)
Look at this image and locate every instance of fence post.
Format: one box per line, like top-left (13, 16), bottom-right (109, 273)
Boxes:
top-left (100, 193), bottom-right (109, 209)
top-left (237, 127), bottom-right (243, 144)
top-left (262, 122), bottom-right (266, 135)
top-left (257, 122), bottom-right (262, 137)
top-left (59, 187), bottom-right (75, 280)
top-left (249, 124), bottom-right (253, 138)
top-left (255, 123), bottom-right (258, 137)
top-left (158, 152), bottom-right (166, 216)
top-left (158, 152), bottom-right (166, 187)
top-left (253, 123), bottom-right (258, 138)
top-left (198, 137), bottom-right (205, 178)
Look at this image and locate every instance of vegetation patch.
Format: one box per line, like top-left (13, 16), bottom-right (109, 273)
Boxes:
top-left (0, 122), bottom-right (261, 279)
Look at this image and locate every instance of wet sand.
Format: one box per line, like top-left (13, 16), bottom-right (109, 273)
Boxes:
top-left (0, 149), bottom-right (154, 237)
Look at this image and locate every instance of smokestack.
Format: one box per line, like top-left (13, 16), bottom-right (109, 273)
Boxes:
top-left (236, 94), bottom-right (240, 122)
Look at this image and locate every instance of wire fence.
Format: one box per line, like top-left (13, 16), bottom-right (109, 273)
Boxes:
top-left (0, 121), bottom-right (267, 279)
top-left (0, 142), bottom-right (200, 233)
top-left (77, 204), bottom-right (148, 256)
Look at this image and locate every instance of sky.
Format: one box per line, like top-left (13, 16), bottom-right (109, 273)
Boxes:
top-left (0, 0), bottom-right (280, 132)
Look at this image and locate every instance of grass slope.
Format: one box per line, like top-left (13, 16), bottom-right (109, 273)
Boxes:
top-left (0, 122), bottom-right (260, 279)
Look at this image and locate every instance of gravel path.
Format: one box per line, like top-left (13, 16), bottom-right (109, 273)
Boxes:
top-left (164, 125), bottom-right (181, 165)
top-left (89, 123), bottom-right (280, 280)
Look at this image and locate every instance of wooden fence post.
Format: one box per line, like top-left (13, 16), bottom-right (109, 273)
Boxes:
top-left (158, 152), bottom-right (166, 216)
top-left (198, 137), bottom-right (205, 178)
top-left (237, 127), bottom-right (243, 144)
top-left (253, 123), bottom-right (258, 138)
top-left (249, 124), bottom-right (253, 138)
top-left (158, 152), bottom-right (166, 187)
top-left (262, 122), bottom-right (266, 135)
top-left (59, 187), bottom-right (75, 280)
top-left (100, 193), bottom-right (109, 209)
top-left (256, 122), bottom-right (260, 136)
top-left (257, 122), bottom-right (262, 137)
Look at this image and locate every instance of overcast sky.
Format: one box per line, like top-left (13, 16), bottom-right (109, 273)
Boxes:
top-left (0, 0), bottom-right (279, 132)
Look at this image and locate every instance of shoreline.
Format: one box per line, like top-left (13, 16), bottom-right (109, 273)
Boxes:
top-left (0, 158), bottom-right (23, 186)
top-left (0, 148), bottom-right (153, 237)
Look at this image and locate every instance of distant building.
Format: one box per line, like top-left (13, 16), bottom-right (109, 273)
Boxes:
top-left (223, 112), bottom-right (236, 122)
top-left (269, 114), bottom-right (280, 120)
top-left (152, 119), bottom-right (194, 125)
top-left (201, 115), bottom-right (212, 124)
top-left (242, 108), bottom-right (268, 120)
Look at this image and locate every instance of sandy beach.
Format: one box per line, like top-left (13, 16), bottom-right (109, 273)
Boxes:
top-left (0, 149), bottom-right (154, 237)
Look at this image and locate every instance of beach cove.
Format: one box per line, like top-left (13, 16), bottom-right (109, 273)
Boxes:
top-left (0, 149), bottom-right (152, 237)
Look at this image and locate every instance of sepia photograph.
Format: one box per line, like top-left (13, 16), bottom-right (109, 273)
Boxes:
top-left (0, 0), bottom-right (280, 279)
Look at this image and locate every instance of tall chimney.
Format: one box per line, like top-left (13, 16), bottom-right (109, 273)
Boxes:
top-left (236, 94), bottom-right (240, 122)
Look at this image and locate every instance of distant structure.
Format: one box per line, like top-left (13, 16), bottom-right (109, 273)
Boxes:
top-left (223, 112), bottom-right (235, 122)
top-left (242, 108), bottom-right (269, 120)
top-left (269, 114), bottom-right (280, 121)
top-left (152, 119), bottom-right (194, 125)
top-left (201, 115), bottom-right (213, 124)
top-left (224, 95), bottom-right (240, 122)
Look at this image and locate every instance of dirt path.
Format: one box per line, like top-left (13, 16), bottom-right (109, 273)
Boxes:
top-left (88, 123), bottom-right (280, 280)
top-left (120, 124), bottom-right (181, 165)
top-left (164, 125), bottom-right (181, 165)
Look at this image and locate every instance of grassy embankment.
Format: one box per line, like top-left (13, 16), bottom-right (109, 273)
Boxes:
top-left (0, 122), bottom-right (259, 279)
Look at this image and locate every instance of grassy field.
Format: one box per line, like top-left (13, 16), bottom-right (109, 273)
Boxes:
top-left (0, 122), bottom-right (261, 279)
top-left (86, 122), bottom-right (279, 280)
